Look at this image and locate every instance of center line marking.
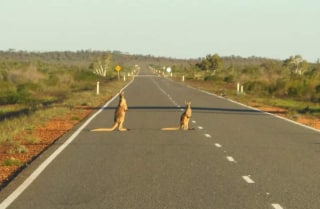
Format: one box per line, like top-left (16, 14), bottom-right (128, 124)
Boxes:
top-left (214, 143), bottom-right (222, 148)
top-left (192, 120), bottom-right (196, 124)
top-left (198, 126), bottom-right (203, 130)
top-left (242, 176), bottom-right (255, 184)
top-left (226, 156), bottom-right (236, 163)
top-left (271, 203), bottom-right (284, 209)
top-left (204, 134), bottom-right (211, 138)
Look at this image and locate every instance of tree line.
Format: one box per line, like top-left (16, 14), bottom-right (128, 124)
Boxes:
top-left (171, 53), bottom-right (320, 103)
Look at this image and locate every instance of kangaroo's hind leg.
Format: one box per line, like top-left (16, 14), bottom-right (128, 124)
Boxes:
top-left (118, 121), bottom-right (128, 131)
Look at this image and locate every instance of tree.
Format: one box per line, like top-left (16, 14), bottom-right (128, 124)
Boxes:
top-left (283, 55), bottom-right (308, 75)
top-left (196, 54), bottom-right (222, 72)
top-left (92, 53), bottom-right (112, 77)
top-left (261, 61), bottom-right (275, 84)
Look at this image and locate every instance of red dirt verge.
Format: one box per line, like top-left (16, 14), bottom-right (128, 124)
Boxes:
top-left (0, 107), bottom-right (92, 189)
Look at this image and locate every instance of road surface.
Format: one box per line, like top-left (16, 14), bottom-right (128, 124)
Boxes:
top-left (1, 69), bottom-right (320, 209)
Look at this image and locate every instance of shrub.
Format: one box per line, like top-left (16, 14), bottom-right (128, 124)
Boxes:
top-left (315, 84), bottom-right (320, 93)
top-left (224, 75), bottom-right (234, 83)
top-left (204, 75), bottom-right (220, 81)
top-left (0, 91), bottom-right (21, 105)
top-left (44, 74), bottom-right (59, 86)
top-left (2, 157), bottom-right (23, 166)
top-left (244, 81), bottom-right (268, 94)
top-left (24, 136), bottom-right (40, 145)
top-left (17, 82), bottom-right (41, 92)
top-left (287, 86), bottom-right (299, 97)
top-left (74, 70), bottom-right (98, 81)
top-left (268, 78), bottom-right (286, 95)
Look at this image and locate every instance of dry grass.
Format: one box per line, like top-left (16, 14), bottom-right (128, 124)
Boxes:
top-left (0, 79), bottom-right (130, 159)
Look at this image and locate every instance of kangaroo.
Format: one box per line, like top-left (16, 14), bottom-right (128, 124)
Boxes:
top-left (91, 91), bottom-right (129, 131)
top-left (161, 101), bottom-right (192, 131)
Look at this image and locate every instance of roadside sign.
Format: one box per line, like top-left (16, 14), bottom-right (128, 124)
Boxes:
top-left (115, 65), bottom-right (121, 72)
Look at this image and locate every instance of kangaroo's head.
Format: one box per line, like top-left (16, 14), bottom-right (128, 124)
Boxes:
top-left (119, 91), bottom-right (125, 99)
top-left (119, 91), bottom-right (128, 110)
top-left (185, 101), bottom-right (191, 108)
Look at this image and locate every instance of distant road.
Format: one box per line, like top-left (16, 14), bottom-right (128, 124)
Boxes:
top-left (1, 68), bottom-right (320, 209)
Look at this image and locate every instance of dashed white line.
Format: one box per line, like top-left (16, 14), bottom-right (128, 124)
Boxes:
top-left (214, 143), bottom-right (222, 148)
top-left (242, 175), bottom-right (255, 184)
top-left (271, 203), bottom-right (284, 209)
top-left (198, 126), bottom-right (203, 130)
top-left (204, 134), bottom-right (211, 138)
top-left (226, 156), bottom-right (237, 163)
top-left (192, 120), bottom-right (196, 124)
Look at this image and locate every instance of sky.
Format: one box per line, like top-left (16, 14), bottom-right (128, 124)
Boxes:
top-left (1, 0), bottom-right (319, 62)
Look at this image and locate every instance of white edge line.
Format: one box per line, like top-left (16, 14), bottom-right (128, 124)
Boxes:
top-left (0, 80), bottom-right (134, 209)
top-left (271, 203), bottom-right (284, 209)
top-left (197, 88), bottom-right (320, 133)
top-left (228, 98), bottom-right (320, 133)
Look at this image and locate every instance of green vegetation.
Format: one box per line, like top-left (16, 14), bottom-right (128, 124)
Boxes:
top-left (162, 54), bottom-right (320, 118)
top-left (0, 50), bottom-right (142, 167)
top-left (2, 157), bottom-right (23, 166)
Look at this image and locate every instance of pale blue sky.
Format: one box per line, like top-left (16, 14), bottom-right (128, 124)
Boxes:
top-left (1, 0), bottom-right (319, 62)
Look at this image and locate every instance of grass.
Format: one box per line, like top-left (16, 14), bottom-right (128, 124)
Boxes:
top-left (23, 135), bottom-right (40, 145)
top-left (7, 145), bottom-right (28, 155)
top-left (179, 77), bottom-right (320, 122)
top-left (2, 157), bottom-right (23, 166)
top-left (0, 79), bottom-right (132, 166)
top-left (0, 104), bottom-right (27, 115)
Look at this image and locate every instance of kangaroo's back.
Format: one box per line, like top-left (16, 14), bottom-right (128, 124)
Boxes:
top-left (180, 101), bottom-right (192, 130)
top-left (114, 91), bottom-right (128, 123)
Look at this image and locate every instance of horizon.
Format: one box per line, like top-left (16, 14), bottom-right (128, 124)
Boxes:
top-left (0, 49), bottom-right (314, 63)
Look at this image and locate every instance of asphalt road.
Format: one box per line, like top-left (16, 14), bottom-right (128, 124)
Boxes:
top-left (1, 69), bottom-right (320, 209)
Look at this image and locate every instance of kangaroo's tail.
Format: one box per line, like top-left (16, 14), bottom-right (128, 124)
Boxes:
top-left (160, 127), bottom-right (180, 131)
top-left (91, 123), bottom-right (118, 132)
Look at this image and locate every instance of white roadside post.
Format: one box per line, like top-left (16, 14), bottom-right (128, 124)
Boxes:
top-left (96, 81), bottom-right (100, 95)
top-left (237, 82), bottom-right (240, 94)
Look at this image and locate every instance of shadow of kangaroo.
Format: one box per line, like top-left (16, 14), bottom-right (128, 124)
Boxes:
top-left (161, 101), bottom-right (192, 130)
top-left (91, 91), bottom-right (129, 131)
